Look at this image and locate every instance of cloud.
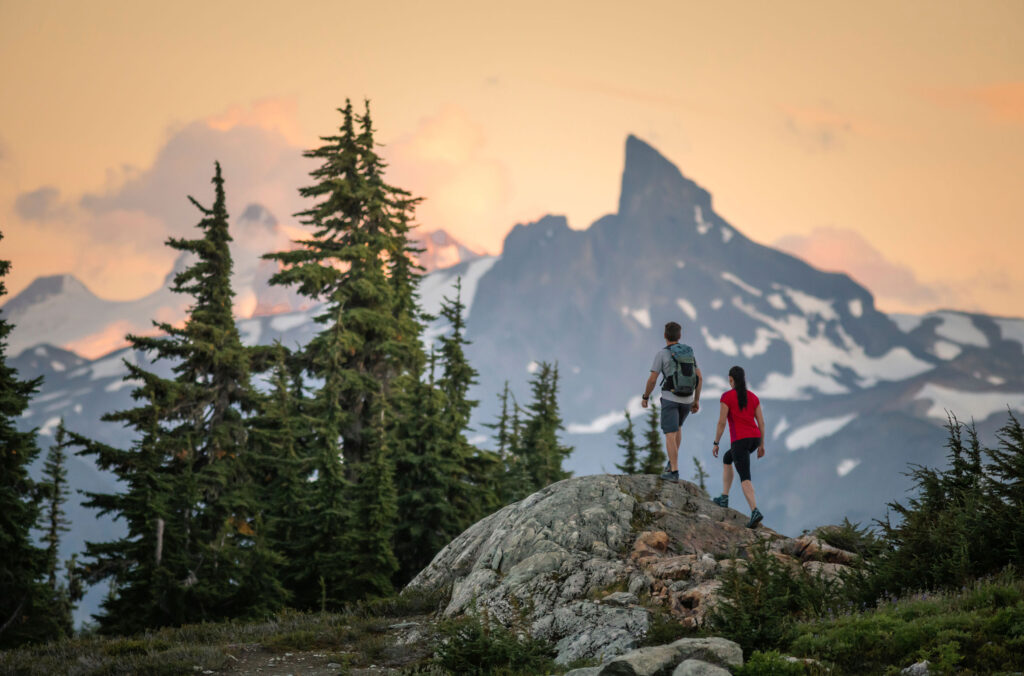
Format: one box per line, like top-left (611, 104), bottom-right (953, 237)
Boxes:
top-left (927, 81), bottom-right (1024, 126)
top-left (382, 105), bottom-right (512, 253)
top-left (782, 104), bottom-right (855, 151)
top-left (14, 186), bottom-right (67, 221)
top-left (775, 227), bottom-right (943, 309)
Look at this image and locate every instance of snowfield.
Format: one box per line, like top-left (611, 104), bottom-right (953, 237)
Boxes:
top-left (785, 414), bottom-right (857, 451)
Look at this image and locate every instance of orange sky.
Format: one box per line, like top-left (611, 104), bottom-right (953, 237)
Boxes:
top-left (1, 0), bottom-right (1022, 316)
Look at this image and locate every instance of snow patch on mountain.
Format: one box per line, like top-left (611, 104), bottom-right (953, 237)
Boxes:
top-left (270, 312), bottom-right (308, 332)
top-left (848, 299), bottom-right (863, 318)
top-left (418, 256), bottom-right (498, 318)
top-left (934, 312), bottom-right (988, 347)
top-left (710, 299), bottom-right (724, 310)
top-left (932, 340), bottom-right (962, 360)
top-left (676, 298), bottom-right (697, 321)
top-left (722, 272), bottom-right (761, 297)
top-left (623, 306), bottom-right (652, 329)
top-left (773, 416), bottom-right (790, 440)
top-left (915, 383), bottom-right (1024, 421)
top-left (890, 314), bottom-right (923, 333)
top-left (766, 293), bottom-right (787, 311)
top-left (996, 318), bottom-right (1024, 349)
top-left (741, 328), bottom-right (777, 359)
top-left (566, 395), bottom-right (644, 435)
top-left (785, 414), bottom-right (857, 451)
top-left (701, 326), bottom-right (739, 356)
top-left (721, 227), bottom-right (734, 244)
top-left (734, 298), bottom-right (933, 399)
top-left (837, 458), bottom-right (861, 477)
top-left (781, 286), bottom-right (838, 321)
top-left (694, 205), bottom-right (712, 235)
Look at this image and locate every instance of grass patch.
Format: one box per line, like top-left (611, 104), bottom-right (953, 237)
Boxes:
top-left (788, 573), bottom-right (1024, 675)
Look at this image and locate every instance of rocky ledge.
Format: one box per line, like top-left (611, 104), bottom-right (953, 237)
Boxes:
top-left (406, 474), bottom-right (856, 664)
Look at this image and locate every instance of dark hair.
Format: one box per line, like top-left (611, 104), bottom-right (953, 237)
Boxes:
top-left (664, 322), bottom-right (682, 342)
top-left (729, 365), bottom-right (748, 410)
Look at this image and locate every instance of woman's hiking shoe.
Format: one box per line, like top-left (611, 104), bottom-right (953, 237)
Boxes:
top-left (746, 508), bottom-right (764, 529)
top-left (660, 469), bottom-right (679, 482)
top-left (712, 494), bottom-right (729, 508)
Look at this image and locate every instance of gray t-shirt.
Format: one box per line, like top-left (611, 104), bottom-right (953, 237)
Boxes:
top-left (651, 344), bottom-right (697, 404)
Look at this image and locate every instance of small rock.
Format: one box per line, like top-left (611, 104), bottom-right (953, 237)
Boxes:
top-left (802, 560), bottom-right (851, 584)
top-left (388, 621), bottom-right (418, 629)
top-left (672, 659), bottom-right (731, 676)
top-left (326, 665), bottom-right (341, 669)
top-left (564, 668), bottom-right (603, 676)
top-left (603, 591), bottom-right (639, 606)
top-left (628, 574), bottom-right (649, 595)
top-left (599, 637), bottom-right (742, 675)
top-left (902, 660), bottom-right (931, 675)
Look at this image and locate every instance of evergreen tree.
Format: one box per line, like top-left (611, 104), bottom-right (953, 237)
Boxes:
top-left (344, 392), bottom-right (399, 598)
top-left (262, 101), bottom-right (424, 605)
top-left (520, 362), bottom-right (573, 491)
top-left (640, 402), bottom-right (667, 475)
top-left (502, 398), bottom-right (534, 503)
top-left (38, 422), bottom-right (79, 637)
top-left (436, 280), bottom-right (498, 523)
top-left (75, 164), bottom-right (286, 632)
top-left (247, 343), bottom-right (312, 602)
top-left (0, 235), bottom-right (61, 647)
top-left (614, 411), bottom-right (640, 475)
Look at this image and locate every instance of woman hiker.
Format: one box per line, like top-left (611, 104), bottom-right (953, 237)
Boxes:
top-left (711, 365), bottom-right (766, 529)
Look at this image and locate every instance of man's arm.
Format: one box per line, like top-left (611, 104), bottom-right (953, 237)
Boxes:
top-left (642, 372), bottom-right (658, 408)
top-left (691, 367), bottom-right (703, 413)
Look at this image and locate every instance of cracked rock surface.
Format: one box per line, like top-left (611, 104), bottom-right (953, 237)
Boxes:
top-left (407, 474), bottom-right (853, 663)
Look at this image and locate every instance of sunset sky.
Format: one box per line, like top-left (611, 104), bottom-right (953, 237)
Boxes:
top-left (1, 0), bottom-right (1022, 316)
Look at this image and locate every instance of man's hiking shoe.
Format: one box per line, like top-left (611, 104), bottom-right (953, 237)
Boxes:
top-left (746, 508), bottom-right (764, 529)
top-left (712, 494), bottom-right (729, 508)
top-left (660, 469), bottom-right (679, 482)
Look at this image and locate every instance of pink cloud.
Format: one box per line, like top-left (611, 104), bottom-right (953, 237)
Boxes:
top-left (774, 227), bottom-right (943, 311)
top-left (927, 82), bottom-right (1024, 126)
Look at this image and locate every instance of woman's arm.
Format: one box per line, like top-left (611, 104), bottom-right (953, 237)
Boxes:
top-left (713, 402), bottom-right (728, 457)
top-left (754, 404), bottom-right (766, 457)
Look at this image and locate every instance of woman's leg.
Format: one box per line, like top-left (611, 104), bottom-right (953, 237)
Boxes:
top-left (741, 480), bottom-right (757, 511)
top-left (722, 462), bottom-right (733, 495)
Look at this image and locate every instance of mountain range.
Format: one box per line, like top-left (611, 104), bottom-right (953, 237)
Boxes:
top-left (7, 135), bottom-right (1024, 624)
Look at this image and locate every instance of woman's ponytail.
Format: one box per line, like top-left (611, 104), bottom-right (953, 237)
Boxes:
top-left (729, 365), bottom-right (748, 410)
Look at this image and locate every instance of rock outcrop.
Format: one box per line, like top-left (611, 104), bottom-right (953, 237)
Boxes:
top-left (407, 474), bottom-right (858, 663)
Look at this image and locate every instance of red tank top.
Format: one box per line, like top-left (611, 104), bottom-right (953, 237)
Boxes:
top-left (720, 389), bottom-right (761, 443)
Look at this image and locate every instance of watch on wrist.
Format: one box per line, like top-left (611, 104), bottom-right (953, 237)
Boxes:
top-left (713, 441), bottom-right (720, 446)
top-left (642, 394), bottom-right (649, 400)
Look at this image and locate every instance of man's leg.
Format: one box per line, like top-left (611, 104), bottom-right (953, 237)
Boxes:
top-left (722, 463), bottom-right (733, 495)
top-left (741, 480), bottom-right (757, 511)
top-left (666, 429), bottom-right (681, 471)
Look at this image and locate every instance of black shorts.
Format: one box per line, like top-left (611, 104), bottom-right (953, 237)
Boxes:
top-left (723, 437), bottom-right (760, 482)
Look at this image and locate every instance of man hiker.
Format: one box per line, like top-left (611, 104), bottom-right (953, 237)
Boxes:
top-left (641, 321), bottom-right (702, 481)
top-left (711, 365), bottom-right (766, 529)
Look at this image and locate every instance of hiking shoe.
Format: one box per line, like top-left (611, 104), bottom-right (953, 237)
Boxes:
top-left (712, 494), bottom-right (729, 508)
top-left (746, 508), bottom-right (764, 529)
top-left (659, 469), bottom-right (679, 482)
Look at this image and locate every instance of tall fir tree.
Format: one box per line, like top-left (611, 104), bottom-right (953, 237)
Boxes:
top-left (502, 398), bottom-right (534, 503)
top-left (640, 402), bottom-right (667, 475)
top-left (247, 343), bottom-right (312, 603)
top-left (262, 101), bottom-right (423, 606)
top-left (74, 164), bottom-right (286, 632)
top-left (435, 279), bottom-right (498, 524)
top-left (38, 422), bottom-right (79, 637)
top-left (0, 235), bottom-right (62, 647)
top-left (520, 362), bottom-right (573, 491)
top-left (615, 411), bottom-right (641, 475)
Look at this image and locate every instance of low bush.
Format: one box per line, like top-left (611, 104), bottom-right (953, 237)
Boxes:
top-left (432, 613), bottom-right (558, 675)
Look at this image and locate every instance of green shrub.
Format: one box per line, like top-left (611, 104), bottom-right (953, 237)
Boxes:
top-left (707, 539), bottom-right (839, 656)
top-left (789, 575), bottom-right (1024, 674)
top-left (640, 607), bottom-right (697, 646)
top-left (814, 518), bottom-right (883, 560)
top-left (432, 613), bottom-right (557, 675)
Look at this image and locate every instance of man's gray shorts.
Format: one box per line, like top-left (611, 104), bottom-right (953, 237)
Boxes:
top-left (660, 398), bottom-right (692, 434)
